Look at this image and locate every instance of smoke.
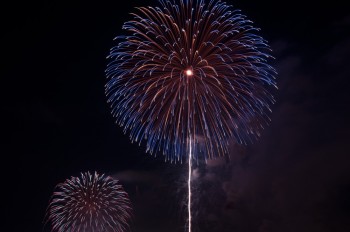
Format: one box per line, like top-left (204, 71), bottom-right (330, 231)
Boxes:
top-left (184, 36), bottom-right (350, 232)
top-left (110, 34), bottom-right (350, 231)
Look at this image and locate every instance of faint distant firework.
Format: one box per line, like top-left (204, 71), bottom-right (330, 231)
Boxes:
top-left (47, 172), bottom-right (132, 232)
top-left (106, 0), bottom-right (277, 162)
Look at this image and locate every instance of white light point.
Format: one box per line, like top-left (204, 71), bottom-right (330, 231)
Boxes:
top-left (185, 69), bottom-right (193, 76)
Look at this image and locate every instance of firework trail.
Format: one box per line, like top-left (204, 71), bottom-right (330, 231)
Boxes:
top-left (106, 0), bottom-right (276, 231)
top-left (46, 172), bottom-right (132, 232)
top-left (188, 138), bottom-right (192, 231)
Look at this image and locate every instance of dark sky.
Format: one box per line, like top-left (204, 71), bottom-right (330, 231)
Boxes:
top-left (3, 0), bottom-right (350, 231)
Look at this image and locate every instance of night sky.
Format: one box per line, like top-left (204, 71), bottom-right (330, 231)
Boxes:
top-left (3, 0), bottom-right (350, 231)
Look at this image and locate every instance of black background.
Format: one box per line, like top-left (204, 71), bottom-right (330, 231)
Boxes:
top-left (3, 0), bottom-right (350, 231)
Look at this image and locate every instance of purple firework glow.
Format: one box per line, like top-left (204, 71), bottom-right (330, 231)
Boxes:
top-left (47, 172), bottom-right (132, 232)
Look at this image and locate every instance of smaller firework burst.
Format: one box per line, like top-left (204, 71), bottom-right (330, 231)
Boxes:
top-left (46, 172), bottom-right (132, 232)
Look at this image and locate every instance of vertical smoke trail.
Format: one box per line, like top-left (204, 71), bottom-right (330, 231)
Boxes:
top-left (188, 139), bottom-right (192, 232)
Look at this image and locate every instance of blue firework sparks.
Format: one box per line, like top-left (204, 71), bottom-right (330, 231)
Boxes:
top-left (106, 0), bottom-right (277, 162)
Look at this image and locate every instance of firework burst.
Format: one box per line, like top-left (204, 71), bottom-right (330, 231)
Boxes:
top-left (106, 0), bottom-right (277, 162)
top-left (47, 172), bottom-right (132, 232)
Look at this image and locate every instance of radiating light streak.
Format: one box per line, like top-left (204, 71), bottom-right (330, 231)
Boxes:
top-left (188, 138), bottom-right (192, 232)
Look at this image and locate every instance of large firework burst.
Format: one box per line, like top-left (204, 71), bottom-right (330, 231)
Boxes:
top-left (47, 172), bottom-right (132, 232)
top-left (106, 0), bottom-right (277, 162)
